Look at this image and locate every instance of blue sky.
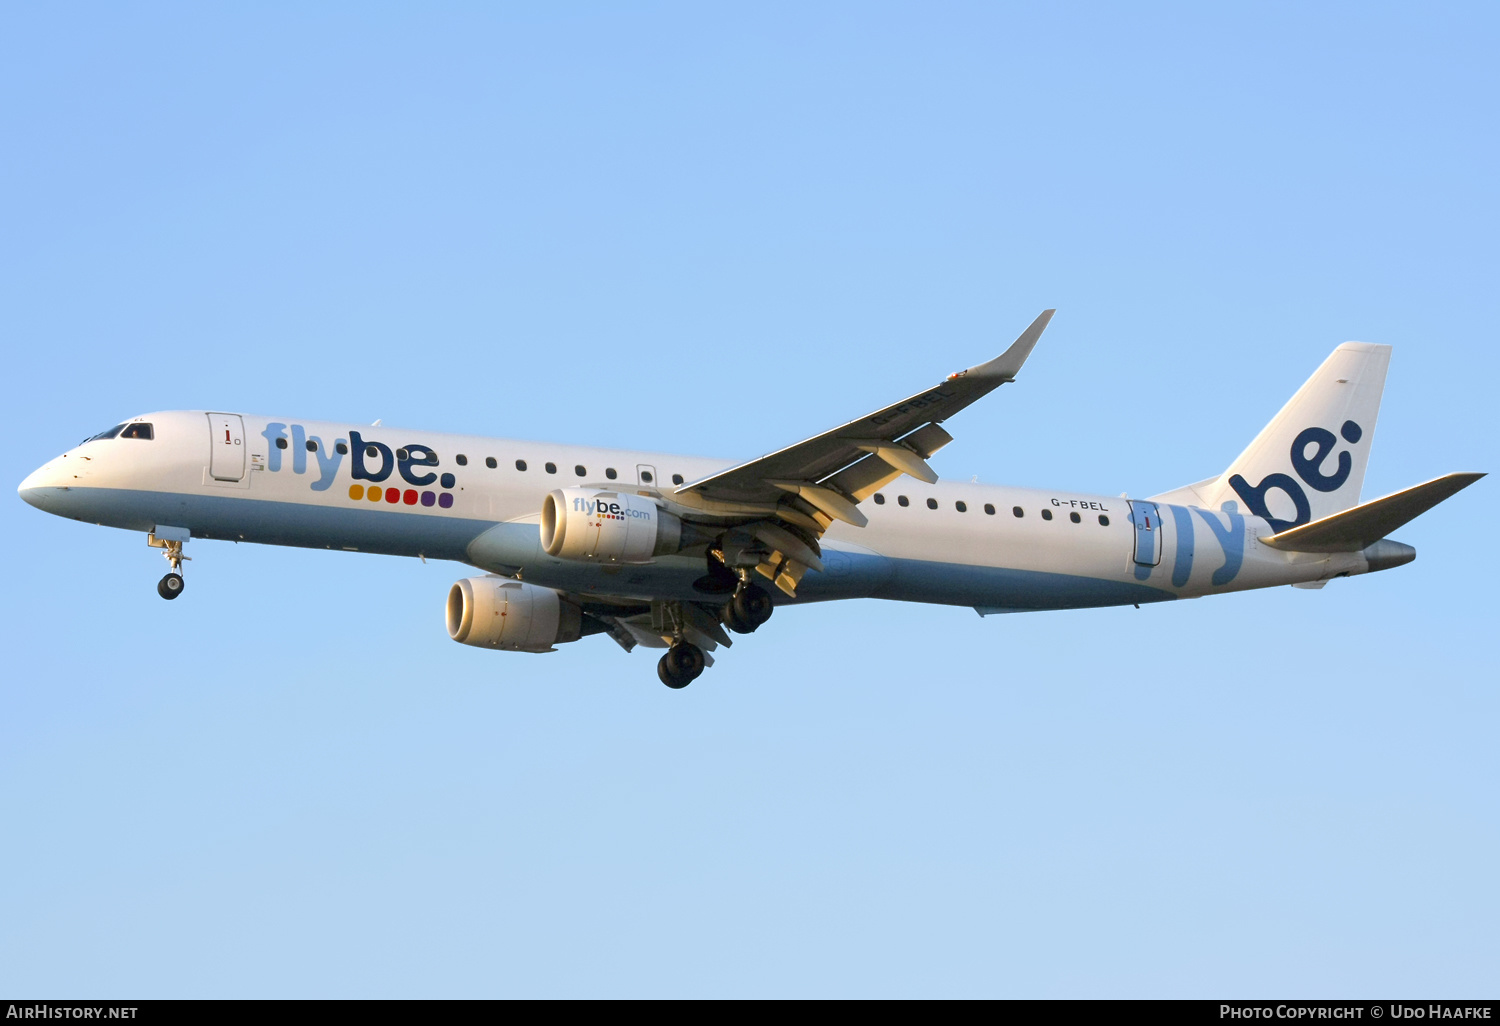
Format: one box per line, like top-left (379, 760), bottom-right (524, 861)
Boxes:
top-left (2, 3), bottom-right (1496, 997)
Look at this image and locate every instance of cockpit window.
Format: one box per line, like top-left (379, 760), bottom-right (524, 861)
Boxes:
top-left (120, 423), bottom-right (154, 440)
top-left (84, 423), bottom-right (127, 443)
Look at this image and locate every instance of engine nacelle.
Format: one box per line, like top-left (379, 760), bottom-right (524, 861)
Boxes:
top-left (540, 488), bottom-right (683, 564)
top-left (446, 578), bottom-right (583, 652)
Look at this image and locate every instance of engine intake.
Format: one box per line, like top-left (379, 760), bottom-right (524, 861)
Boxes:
top-left (540, 488), bottom-right (683, 564)
top-left (446, 578), bottom-right (583, 652)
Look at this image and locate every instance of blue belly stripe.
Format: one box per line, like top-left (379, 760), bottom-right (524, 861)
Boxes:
top-left (25, 486), bottom-right (1177, 612)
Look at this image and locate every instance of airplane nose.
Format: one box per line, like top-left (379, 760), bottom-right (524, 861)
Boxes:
top-left (20, 467), bottom-right (43, 505)
top-left (18, 460), bottom-right (67, 511)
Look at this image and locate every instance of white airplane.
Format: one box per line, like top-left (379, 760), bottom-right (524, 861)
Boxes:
top-left (18, 311), bottom-right (1483, 687)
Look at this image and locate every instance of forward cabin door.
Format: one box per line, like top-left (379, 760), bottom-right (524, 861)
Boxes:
top-left (208, 413), bottom-right (246, 481)
top-left (1128, 499), bottom-right (1162, 567)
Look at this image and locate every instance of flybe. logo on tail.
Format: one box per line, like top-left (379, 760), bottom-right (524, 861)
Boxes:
top-left (1229, 420), bottom-right (1363, 532)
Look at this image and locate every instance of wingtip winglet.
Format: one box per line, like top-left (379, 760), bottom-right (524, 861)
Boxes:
top-left (955, 308), bottom-right (1055, 381)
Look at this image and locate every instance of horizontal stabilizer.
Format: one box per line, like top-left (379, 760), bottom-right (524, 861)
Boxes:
top-left (1260, 472), bottom-right (1484, 552)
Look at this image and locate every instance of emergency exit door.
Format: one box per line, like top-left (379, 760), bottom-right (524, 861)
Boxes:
top-left (1128, 500), bottom-right (1162, 567)
top-left (207, 413), bottom-right (246, 481)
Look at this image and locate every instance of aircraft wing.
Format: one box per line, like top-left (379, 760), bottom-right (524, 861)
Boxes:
top-left (677, 310), bottom-right (1055, 530)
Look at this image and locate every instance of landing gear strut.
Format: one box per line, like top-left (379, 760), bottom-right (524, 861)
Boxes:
top-left (658, 642), bottom-right (706, 689)
top-left (147, 532), bottom-right (190, 601)
top-left (722, 582), bottom-right (773, 634)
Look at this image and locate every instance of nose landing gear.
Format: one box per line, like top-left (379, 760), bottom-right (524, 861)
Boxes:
top-left (147, 531), bottom-right (191, 601)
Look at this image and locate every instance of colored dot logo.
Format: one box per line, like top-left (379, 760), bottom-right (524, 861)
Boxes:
top-left (349, 484), bottom-right (454, 509)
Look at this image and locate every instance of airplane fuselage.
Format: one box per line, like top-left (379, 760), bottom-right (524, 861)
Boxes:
top-left (19, 410), bottom-right (1382, 615)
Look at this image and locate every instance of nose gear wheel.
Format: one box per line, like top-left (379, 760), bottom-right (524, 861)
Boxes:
top-left (158, 573), bottom-right (185, 600)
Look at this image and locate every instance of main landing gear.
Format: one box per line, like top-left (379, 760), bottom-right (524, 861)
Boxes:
top-left (147, 532), bottom-right (190, 601)
top-left (722, 582), bottom-right (773, 635)
top-left (658, 641), bottom-right (706, 689)
top-left (656, 581), bottom-right (773, 689)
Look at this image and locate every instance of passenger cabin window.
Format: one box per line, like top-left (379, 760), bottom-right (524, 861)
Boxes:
top-left (955, 500), bottom-right (967, 512)
top-left (1012, 506), bottom-right (1024, 518)
top-left (926, 498), bottom-right (938, 510)
top-left (897, 495), bottom-right (909, 507)
top-left (873, 493), bottom-right (885, 505)
top-left (672, 473), bottom-right (684, 485)
top-left (545, 462), bottom-right (557, 474)
top-left (515, 459), bottom-right (527, 471)
top-left (396, 448), bottom-right (409, 460)
top-left (605, 467), bottom-right (617, 480)
top-left (1069, 512), bottom-right (1081, 523)
top-left (276, 437), bottom-right (289, 450)
top-left (984, 503), bottom-right (996, 515)
top-left (641, 470), bottom-right (653, 483)
top-left (368, 446), bottom-right (380, 458)
top-left (574, 465), bottom-right (586, 477)
top-left (305, 439), bottom-right (317, 452)
top-left (336, 442), bottom-right (348, 455)
top-left (120, 423), bottom-right (154, 440)
top-left (455, 454), bottom-right (468, 466)
top-left (486, 457), bottom-right (497, 469)
top-left (1041, 509), bottom-right (1053, 520)
top-left (1098, 514), bottom-right (1110, 526)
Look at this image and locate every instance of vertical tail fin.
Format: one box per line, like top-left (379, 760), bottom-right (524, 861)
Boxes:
top-left (1153, 343), bottom-right (1391, 531)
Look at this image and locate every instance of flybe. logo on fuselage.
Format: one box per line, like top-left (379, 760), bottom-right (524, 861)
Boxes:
top-left (261, 424), bottom-right (457, 509)
top-left (1229, 421), bottom-right (1363, 532)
